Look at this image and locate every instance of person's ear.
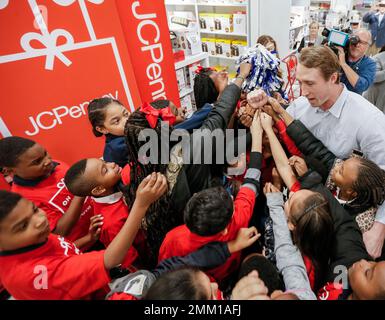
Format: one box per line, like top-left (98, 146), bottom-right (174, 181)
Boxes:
top-left (95, 126), bottom-right (109, 135)
top-left (91, 185), bottom-right (106, 197)
top-left (330, 72), bottom-right (339, 84)
top-left (221, 227), bottom-right (228, 236)
top-left (288, 221), bottom-right (295, 231)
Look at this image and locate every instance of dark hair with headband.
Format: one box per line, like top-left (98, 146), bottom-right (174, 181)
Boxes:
top-left (290, 191), bottom-right (334, 293)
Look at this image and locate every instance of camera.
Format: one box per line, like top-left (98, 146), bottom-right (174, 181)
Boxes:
top-left (322, 27), bottom-right (359, 57)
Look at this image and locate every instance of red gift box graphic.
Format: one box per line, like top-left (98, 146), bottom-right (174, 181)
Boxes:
top-left (0, 0), bottom-right (142, 165)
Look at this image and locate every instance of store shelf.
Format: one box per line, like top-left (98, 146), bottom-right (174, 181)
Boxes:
top-left (197, 2), bottom-right (247, 7)
top-left (174, 52), bottom-right (209, 70)
top-left (311, 0), bottom-right (331, 3)
top-left (179, 87), bottom-right (194, 98)
top-left (209, 54), bottom-right (238, 61)
top-left (200, 30), bottom-right (247, 37)
top-left (165, 1), bottom-right (195, 5)
top-left (290, 23), bottom-right (307, 31)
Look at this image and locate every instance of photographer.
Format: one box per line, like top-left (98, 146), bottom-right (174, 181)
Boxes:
top-left (338, 29), bottom-right (376, 95)
top-left (363, 0), bottom-right (385, 56)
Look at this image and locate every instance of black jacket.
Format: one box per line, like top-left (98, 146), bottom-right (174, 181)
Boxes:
top-left (286, 120), bottom-right (337, 182)
top-left (170, 83), bottom-right (241, 215)
top-left (298, 170), bottom-right (372, 282)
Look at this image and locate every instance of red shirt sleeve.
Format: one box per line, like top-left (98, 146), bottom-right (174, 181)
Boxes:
top-left (290, 180), bottom-right (301, 193)
top-left (233, 186), bottom-right (256, 228)
top-left (50, 250), bottom-right (110, 299)
top-left (275, 120), bottom-right (302, 157)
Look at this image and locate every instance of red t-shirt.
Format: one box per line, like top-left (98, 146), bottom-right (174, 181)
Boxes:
top-left (92, 193), bottom-right (138, 268)
top-left (158, 186), bottom-right (256, 283)
top-left (12, 161), bottom-right (94, 242)
top-left (0, 234), bottom-right (110, 300)
top-left (318, 282), bottom-right (344, 300)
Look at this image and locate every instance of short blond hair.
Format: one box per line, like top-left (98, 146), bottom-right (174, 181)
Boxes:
top-left (299, 46), bottom-right (340, 82)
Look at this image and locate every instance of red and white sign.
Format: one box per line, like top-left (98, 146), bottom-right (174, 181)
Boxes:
top-left (115, 0), bottom-right (180, 105)
top-left (0, 0), bottom-right (178, 188)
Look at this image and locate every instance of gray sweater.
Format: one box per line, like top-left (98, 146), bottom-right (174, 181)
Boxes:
top-left (266, 192), bottom-right (317, 300)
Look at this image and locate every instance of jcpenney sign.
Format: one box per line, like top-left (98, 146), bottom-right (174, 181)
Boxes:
top-left (116, 0), bottom-right (180, 105)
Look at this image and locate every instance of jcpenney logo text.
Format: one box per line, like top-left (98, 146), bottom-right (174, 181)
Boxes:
top-left (24, 91), bottom-right (118, 136)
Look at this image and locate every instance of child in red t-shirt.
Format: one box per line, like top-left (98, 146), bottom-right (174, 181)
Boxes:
top-left (64, 158), bottom-right (145, 269)
top-left (158, 111), bottom-right (264, 285)
top-left (0, 137), bottom-right (94, 248)
top-left (0, 172), bottom-right (167, 300)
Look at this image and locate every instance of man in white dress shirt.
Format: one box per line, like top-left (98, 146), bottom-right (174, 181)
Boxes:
top-left (286, 46), bottom-right (385, 259)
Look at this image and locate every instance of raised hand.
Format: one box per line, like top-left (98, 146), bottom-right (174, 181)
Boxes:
top-left (136, 172), bottom-right (168, 208)
top-left (247, 89), bottom-right (268, 110)
top-left (260, 112), bottom-right (274, 131)
top-left (228, 227), bottom-right (261, 253)
top-left (263, 182), bottom-right (280, 195)
top-left (231, 271), bottom-right (270, 300)
top-left (89, 214), bottom-right (103, 241)
top-left (288, 155), bottom-right (308, 177)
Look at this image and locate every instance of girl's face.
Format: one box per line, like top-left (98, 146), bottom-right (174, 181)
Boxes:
top-left (349, 260), bottom-right (385, 299)
top-left (265, 41), bottom-right (276, 52)
top-left (97, 102), bottom-right (130, 136)
top-left (331, 158), bottom-right (359, 192)
top-left (284, 189), bottom-right (315, 230)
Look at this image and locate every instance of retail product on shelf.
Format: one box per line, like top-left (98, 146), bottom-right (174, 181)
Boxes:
top-left (173, 29), bottom-right (202, 56)
top-left (168, 11), bottom-right (198, 30)
top-left (201, 37), bottom-right (216, 55)
top-left (215, 38), bottom-right (232, 57)
top-left (231, 40), bottom-right (247, 57)
top-left (200, 13), bottom-right (233, 33)
top-left (180, 94), bottom-right (195, 118)
top-left (217, 13), bottom-right (233, 33)
top-left (176, 68), bottom-right (187, 91)
top-left (233, 11), bottom-right (247, 34)
top-left (199, 13), bottom-right (215, 31)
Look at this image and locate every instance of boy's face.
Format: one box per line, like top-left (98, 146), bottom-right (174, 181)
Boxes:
top-left (10, 143), bottom-right (54, 180)
top-left (97, 103), bottom-right (130, 137)
top-left (349, 260), bottom-right (385, 299)
top-left (84, 159), bottom-right (123, 196)
top-left (0, 198), bottom-right (50, 251)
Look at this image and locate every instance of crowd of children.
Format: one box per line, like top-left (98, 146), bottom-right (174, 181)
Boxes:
top-left (1, 43), bottom-right (385, 301)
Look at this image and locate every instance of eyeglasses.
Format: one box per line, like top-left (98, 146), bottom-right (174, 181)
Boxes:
top-left (359, 40), bottom-right (370, 46)
top-left (356, 39), bottom-right (370, 46)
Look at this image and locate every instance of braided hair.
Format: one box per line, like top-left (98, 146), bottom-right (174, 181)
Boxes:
top-left (123, 106), bottom-right (181, 266)
top-left (193, 68), bottom-right (219, 110)
top-left (349, 157), bottom-right (385, 211)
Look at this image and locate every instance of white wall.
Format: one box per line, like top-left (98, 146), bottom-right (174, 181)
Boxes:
top-left (250, 0), bottom-right (292, 57)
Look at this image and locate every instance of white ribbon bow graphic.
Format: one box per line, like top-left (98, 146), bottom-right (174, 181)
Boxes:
top-left (53, 0), bottom-right (104, 6)
top-left (20, 29), bottom-right (75, 70)
top-left (0, 0), bottom-right (9, 10)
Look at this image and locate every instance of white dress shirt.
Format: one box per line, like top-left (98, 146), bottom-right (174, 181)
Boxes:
top-left (287, 85), bottom-right (385, 224)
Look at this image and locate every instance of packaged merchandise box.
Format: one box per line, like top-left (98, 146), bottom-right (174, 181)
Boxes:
top-left (176, 68), bottom-right (187, 91)
top-left (215, 39), bottom-right (232, 57)
top-left (231, 40), bottom-right (248, 57)
top-left (233, 12), bottom-right (247, 34)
